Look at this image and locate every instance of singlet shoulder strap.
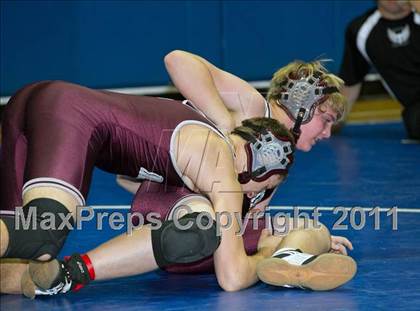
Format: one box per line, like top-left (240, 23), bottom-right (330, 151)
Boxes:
top-left (264, 99), bottom-right (271, 118)
top-left (169, 120), bottom-right (236, 188)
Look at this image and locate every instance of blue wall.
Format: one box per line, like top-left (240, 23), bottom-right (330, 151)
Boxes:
top-left (0, 0), bottom-right (373, 96)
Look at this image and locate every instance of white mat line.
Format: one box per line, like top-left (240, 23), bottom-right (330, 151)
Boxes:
top-left (85, 205), bottom-right (420, 213)
top-left (89, 205), bottom-right (131, 210)
top-left (268, 206), bottom-right (420, 213)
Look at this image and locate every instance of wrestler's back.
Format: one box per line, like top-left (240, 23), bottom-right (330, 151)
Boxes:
top-left (0, 81), bottom-right (210, 208)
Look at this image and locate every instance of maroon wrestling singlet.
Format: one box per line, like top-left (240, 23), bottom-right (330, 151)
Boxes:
top-left (0, 81), bottom-right (213, 210)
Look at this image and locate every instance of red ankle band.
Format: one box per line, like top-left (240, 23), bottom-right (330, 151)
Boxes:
top-left (80, 254), bottom-right (96, 281)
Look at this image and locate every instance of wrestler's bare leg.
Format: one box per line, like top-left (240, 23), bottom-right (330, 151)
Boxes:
top-left (89, 196), bottom-right (215, 280)
top-left (86, 216), bottom-right (335, 284)
top-left (24, 197), bottom-right (216, 297)
top-left (85, 225), bottom-right (157, 280)
top-left (28, 214), bottom-right (316, 290)
top-left (0, 225), bottom-right (157, 297)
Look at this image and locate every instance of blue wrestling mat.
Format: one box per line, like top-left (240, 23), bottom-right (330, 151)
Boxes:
top-left (1, 122), bottom-right (420, 310)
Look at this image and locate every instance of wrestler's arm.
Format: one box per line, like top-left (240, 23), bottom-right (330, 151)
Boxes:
top-left (164, 50), bottom-right (264, 131)
top-left (210, 184), bottom-right (276, 291)
top-left (177, 131), bottom-right (278, 291)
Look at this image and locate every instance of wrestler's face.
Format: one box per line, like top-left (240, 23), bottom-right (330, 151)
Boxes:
top-left (297, 103), bottom-right (337, 152)
top-left (378, 0), bottom-right (411, 15)
top-left (242, 174), bottom-right (284, 198)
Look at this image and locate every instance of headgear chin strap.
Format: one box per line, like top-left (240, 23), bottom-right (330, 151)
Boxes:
top-left (236, 129), bottom-right (294, 184)
top-left (276, 70), bottom-right (339, 139)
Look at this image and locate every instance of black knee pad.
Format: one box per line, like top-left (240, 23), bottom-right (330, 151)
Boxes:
top-left (151, 212), bottom-right (220, 268)
top-left (1, 198), bottom-right (73, 259)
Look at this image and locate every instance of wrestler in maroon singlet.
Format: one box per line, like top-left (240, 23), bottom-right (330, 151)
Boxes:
top-left (0, 81), bottom-right (268, 273)
top-left (0, 80), bottom-right (213, 210)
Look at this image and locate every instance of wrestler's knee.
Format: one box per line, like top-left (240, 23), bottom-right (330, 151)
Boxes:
top-left (1, 198), bottom-right (74, 260)
top-left (152, 196), bottom-right (219, 268)
top-left (151, 212), bottom-right (220, 268)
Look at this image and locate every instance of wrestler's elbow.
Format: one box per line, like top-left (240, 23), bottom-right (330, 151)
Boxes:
top-left (216, 263), bottom-right (248, 292)
top-left (164, 50), bottom-right (188, 69)
top-left (217, 273), bottom-right (244, 292)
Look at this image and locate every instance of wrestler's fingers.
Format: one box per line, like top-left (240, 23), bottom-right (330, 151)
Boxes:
top-left (332, 236), bottom-right (353, 250)
top-left (331, 242), bottom-right (348, 256)
top-left (345, 239), bottom-right (353, 250)
top-left (335, 244), bottom-right (348, 256)
top-left (336, 236), bottom-right (353, 250)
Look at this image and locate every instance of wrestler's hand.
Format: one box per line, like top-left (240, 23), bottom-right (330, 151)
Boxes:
top-left (330, 235), bottom-right (353, 256)
top-left (257, 229), bottom-right (283, 255)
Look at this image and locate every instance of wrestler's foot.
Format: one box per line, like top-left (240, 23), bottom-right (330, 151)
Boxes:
top-left (257, 249), bottom-right (357, 291)
top-left (20, 265), bottom-right (38, 299)
top-left (22, 259), bottom-right (71, 298)
top-left (23, 254), bottom-right (94, 298)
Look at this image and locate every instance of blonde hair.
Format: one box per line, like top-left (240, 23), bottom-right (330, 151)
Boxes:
top-left (267, 60), bottom-right (347, 121)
